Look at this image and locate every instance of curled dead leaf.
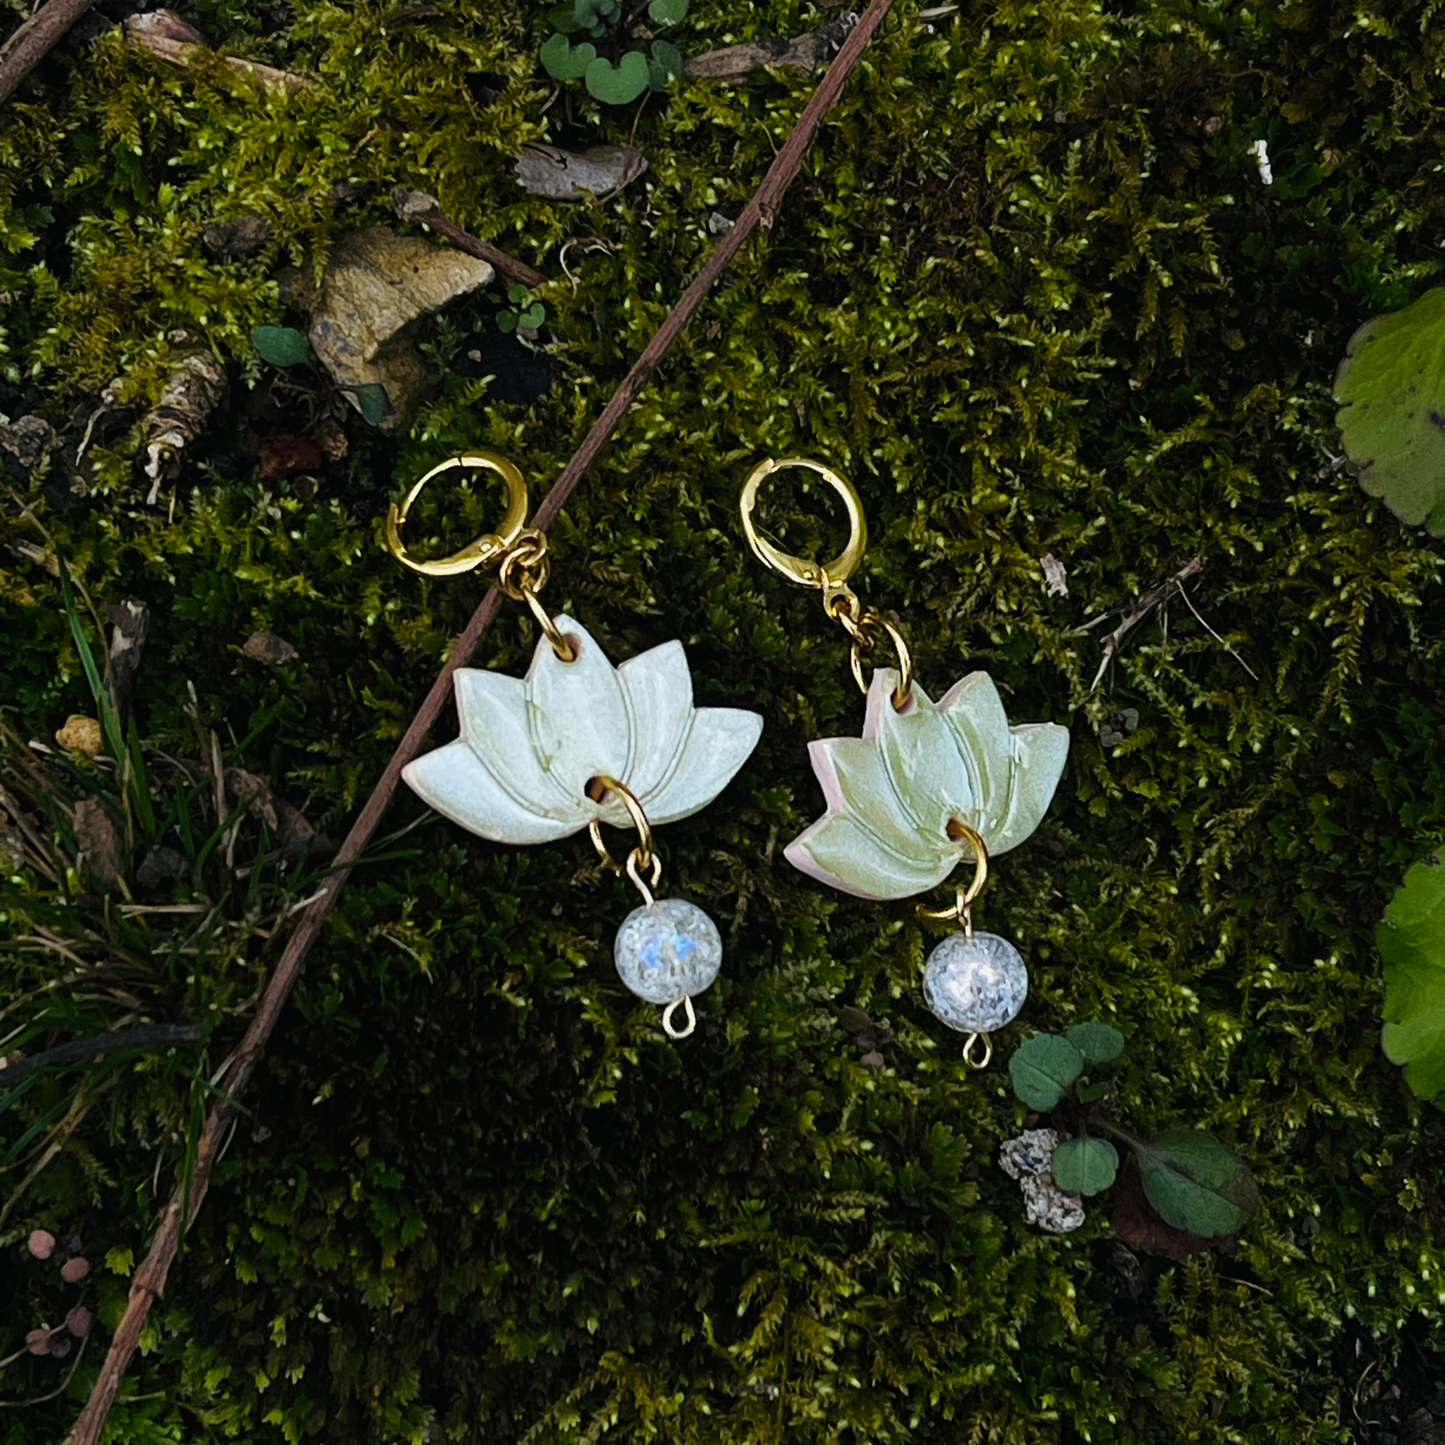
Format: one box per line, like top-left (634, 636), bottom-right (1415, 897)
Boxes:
top-left (242, 630), bottom-right (299, 667)
top-left (73, 798), bottom-right (126, 892)
top-left (55, 715), bottom-right (103, 757)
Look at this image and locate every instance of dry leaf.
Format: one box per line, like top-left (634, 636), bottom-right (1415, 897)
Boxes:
top-left (1111, 1154), bottom-right (1214, 1259)
top-left (141, 340), bottom-right (227, 493)
top-left (1040, 553), bottom-right (1068, 597)
top-left (55, 715), bottom-right (103, 757)
top-left (514, 144), bottom-right (647, 201)
top-left (224, 767), bottom-right (316, 857)
top-left (242, 630), bottom-right (299, 667)
top-left (685, 15), bottom-right (856, 81)
top-left (292, 227), bottom-right (493, 432)
top-left (259, 433), bottom-right (324, 477)
top-left (74, 797), bottom-right (125, 892)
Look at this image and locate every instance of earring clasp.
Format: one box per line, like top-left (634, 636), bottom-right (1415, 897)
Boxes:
top-left (385, 451), bottom-right (529, 576)
top-left (739, 456), bottom-right (868, 590)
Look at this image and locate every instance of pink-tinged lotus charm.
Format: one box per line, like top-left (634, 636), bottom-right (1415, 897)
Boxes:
top-left (786, 669), bottom-right (1069, 901)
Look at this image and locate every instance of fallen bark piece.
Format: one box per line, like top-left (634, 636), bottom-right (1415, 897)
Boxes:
top-left (685, 12), bottom-right (858, 80)
top-left (105, 600), bottom-right (148, 719)
top-left (141, 340), bottom-right (228, 498)
top-left (202, 214), bottom-right (273, 258)
top-left (124, 9), bottom-right (312, 93)
top-left (0, 0), bottom-right (98, 106)
top-left (225, 767), bottom-right (317, 858)
top-left (514, 143), bottom-right (647, 201)
top-left (73, 797), bottom-right (125, 892)
top-left (242, 630), bottom-right (299, 667)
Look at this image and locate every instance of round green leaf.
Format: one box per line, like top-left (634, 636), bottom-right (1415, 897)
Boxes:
top-left (585, 51), bottom-right (650, 105)
top-left (541, 33), bottom-right (597, 81)
top-left (649, 0), bottom-right (688, 22)
top-left (1378, 855), bottom-right (1445, 1102)
top-left (1135, 1128), bottom-right (1259, 1239)
top-left (251, 325), bottom-right (310, 367)
top-left (1051, 1136), bottom-right (1118, 1196)
top-left (1065, 1022), bottom-right (1125, 1064)
top-left (1334, 284), bottom-right (1445, 533)
top-left (549, 1), bottom-right (586, 33)
top-left (1007, 1034), bottom-right (1083, 1110)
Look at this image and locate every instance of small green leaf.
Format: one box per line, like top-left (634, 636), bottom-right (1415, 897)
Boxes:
top-left (1007, 1034), bottom-right (1083, 1110)
top-left (541, 33), bottom-right (597, 80)
top-left (549, 1), bottom-right (586, 34)
top-left (1051, 1136), bottom-right (1118, 1195)
top-left (1379, 856), bottom-right (1445, 1101)
top-left (648, 0), bottom-right (688, 23)
top-left (1334, 284), bottom-right (1445, 533)
top-left (496, 311), bottom-right (518, 333)
top-left (342, 383), bottom-right (392, 425)
top-left (649, 39), bottom-right (683, 88)
top-left (1066, 1022), bottom-right (1125, 1064)
top-left (507, 283), bottom-right (529, 302)
top-left (519, 303), bottom-right (545, 328)
top-left (585, 51), bottom-right (650, 104)
top-left (251, 325), bottom-right (311, 367)
top-left (1135, 1128), bottom-right (1259, 1238)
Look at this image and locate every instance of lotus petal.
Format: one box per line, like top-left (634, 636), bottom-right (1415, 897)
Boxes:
top-left (786, 667), bottom-right (1068, 901)
top-left (617, 640), bottom-right (697, 800)
top-left (404, 616), bottom-right (763, 846)
top-left (404, 740), bottom-right (576, 844)
top-left (644, 707), bottom-right (764, 823)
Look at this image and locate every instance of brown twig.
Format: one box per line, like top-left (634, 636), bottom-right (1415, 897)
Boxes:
top-left (63, 1), bottom-right (899, 1438)
top-left (392, 188), bottom-right (548, 290)
top-left (0, 0), bottom-right (96, 106)
top-left (1085, 556), bottom-right (1205, 691)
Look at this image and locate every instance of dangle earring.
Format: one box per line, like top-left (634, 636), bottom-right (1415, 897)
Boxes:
top-left (740, 457), bottom-right (1069, 1067)
top-left (387, 452), bottom-right (763, 1037)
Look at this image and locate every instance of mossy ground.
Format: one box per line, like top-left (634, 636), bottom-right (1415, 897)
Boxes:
top-left (4, 0), bottom-right (1445, 1441)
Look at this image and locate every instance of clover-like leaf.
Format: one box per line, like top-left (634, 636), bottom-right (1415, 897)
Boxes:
top-left (585, 51), bottom-right (650, 105)
top-left (1334, 284), bottom-right (1445, 534)
top-left (786, 670), bottom-right (1069, 901)
top-left (1378, 855), bottom-right (1445, 1101)
top-left (541, 32), bottom-right (597, 80)
top-left (1134, 1128), bottom-right (1259, 1239)
top-left (1066, 1021), bottom-right (1125, 1064)
top-left (404, 618), bottom-right (763, 846)
top-left (1008, 1033), bottom-right (1083, 1111)
top-left (649, 39), bottom-right (684, 89)
top-left (252, 325), bottom-right (311, 367)
top-left (649, 0), bottom-right (688, 22)
top-left (1051, 1136), bottom-right (1118, 1195)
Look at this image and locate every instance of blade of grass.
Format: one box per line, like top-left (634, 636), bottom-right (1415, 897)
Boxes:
top-left (126, 717), bottom-right (156, 836)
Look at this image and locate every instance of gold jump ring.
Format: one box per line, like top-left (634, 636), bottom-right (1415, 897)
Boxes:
top-left (385, 452), bottom-right (529, 576)
top-left (587, 775), bottom-right (656, 876)
top-left (917, 820), bottom-right (989, 924)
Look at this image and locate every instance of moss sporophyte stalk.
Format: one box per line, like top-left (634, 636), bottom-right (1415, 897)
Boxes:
top-left (6, 0), bottom-right (1445, 1439)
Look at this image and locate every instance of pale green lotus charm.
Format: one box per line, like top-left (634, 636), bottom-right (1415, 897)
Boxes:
top-left (786, 669), bottom-right (1069, 901)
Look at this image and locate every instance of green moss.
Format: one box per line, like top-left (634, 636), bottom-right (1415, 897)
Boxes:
top-left (5, 0), bottom-right (1445, 1441)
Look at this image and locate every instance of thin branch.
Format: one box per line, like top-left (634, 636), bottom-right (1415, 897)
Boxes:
top-left (1086, 556), bottom-right (1206, 692)
top-left (392, 188), bottom-right (548, 290)
top-left (0, 1022), bottom-right (205, 1090)
top-left (63, 3), bottom-right (899, 1438)
top-left (0, 0), bottom-right (96, 105)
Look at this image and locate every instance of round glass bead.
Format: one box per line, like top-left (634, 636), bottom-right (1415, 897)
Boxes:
top-left (922, 931), bottom-right (1028, 1034)
top-left (614, 898), bottom-right (723, 1005)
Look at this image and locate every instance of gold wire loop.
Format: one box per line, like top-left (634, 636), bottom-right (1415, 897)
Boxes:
top-left (385, 452), bottom-right (529, 576)
top-left (662, 994), bottom-right (697, 1040)
top-left (587, 775), bottom-right (657, 879)
top-left (625, 848), bottom-right (662, 907)
top-left (498, 529), bottom-right (575, 662)
top-left (917, 820), bottom-right (990, 924)
top-left (962, 1032), bottom-right (993, 1070)
top-left (848, 616), bottom-right (914, 706)
top-left (739, 456), bottom-right (868, 590)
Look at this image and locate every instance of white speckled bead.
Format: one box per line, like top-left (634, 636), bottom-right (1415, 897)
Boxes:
top-left (614, 898), bottom-right (723, 1005)
top-left (922, 931), bottom-right (1028, 1034)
